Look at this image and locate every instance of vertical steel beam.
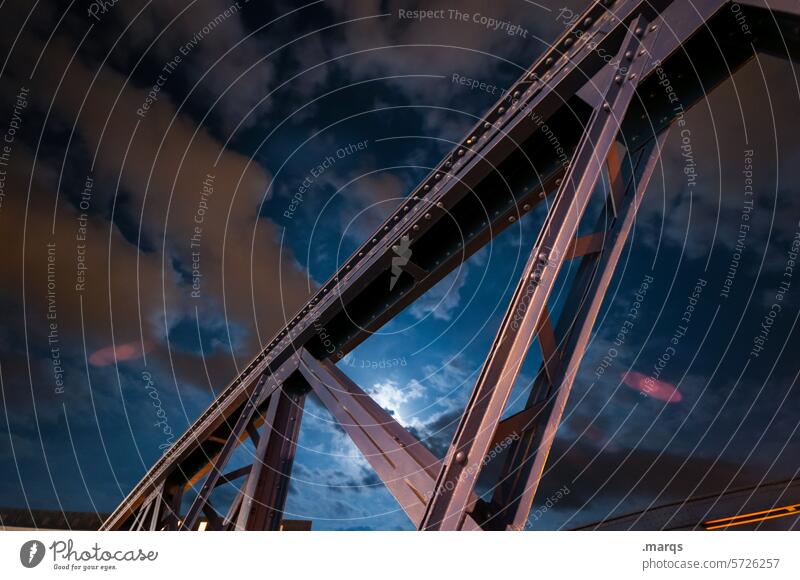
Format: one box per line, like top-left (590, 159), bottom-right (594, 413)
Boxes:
top-left (101, 0), bottom-right (792, 533)
top-left (419, 17), bottom-right (660, 530)
top-left (102, 1), bottom-right (735, 532)
top-left (235, 387), bottom-right (305, 530)
top-left (490, 131), bottom-right (670, 530)
top-left (180, 373), bottom-right (272, 530)
top-left (179, 356), bottom-right (299, 530)
top-left (485, 142), bottom-right (644, 526)
top-left (222, 491), bottom-right (245, 530)
top-left (201, 503), bottom-right (223, 530)
top-left (159, 481), bottom-right (184, 530)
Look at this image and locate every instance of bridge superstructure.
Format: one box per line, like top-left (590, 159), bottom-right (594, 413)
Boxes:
top-left (102, 0), bottom-right (800, 531)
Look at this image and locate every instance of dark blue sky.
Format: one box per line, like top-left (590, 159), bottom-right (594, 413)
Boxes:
top-left (0, 0), bottom-right (798, 530)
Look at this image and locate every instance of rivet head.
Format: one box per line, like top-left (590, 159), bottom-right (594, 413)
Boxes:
top-left (650, 24), bottom-right (657, 31)
top-left (498, 107), bottom-right (506, 115)
top-left (635, 27), bottom-right (643, 37)
top-left (454, 451), bottom-right (467, 464)
top-left (436, 202), bottom-right (444, 209)
top-left (434, 173), bottom-right (442, 180)
top-left (458, 149), bottom-right (465, 156)
top-left (603, 102), bottom-right (610, 111)
top-left (625, 50), bottom-right (633, 61)
top-left (509, 216), bottom-right (516, 223)
top-left (583, 17), bottom-right (593, 26)
top-left (412, 224), bottom-right (420, 231)
top-left (545, 57), bottom-right (554, 67)
top-left (484, 122), bottom-right (491, 130)
top-left (523, 203), bottom-right (531, 211)
top-left (629, 73), bottom-right (637, 81)
top-left (564, 38), bottom-right (574, 48)
top-left (424, 213), bottom-right (432, 220)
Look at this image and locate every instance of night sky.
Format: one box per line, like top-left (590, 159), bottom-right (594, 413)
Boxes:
top-left (0, 0), bottom-right (798, 530)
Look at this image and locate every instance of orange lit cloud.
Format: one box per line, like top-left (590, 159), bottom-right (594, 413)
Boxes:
top-left (88, 341), bottom-right (153, 366)
top-left (622, 371), bottom-right (683, 403)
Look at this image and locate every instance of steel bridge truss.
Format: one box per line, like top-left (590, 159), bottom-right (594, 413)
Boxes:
top-left (103, 0), bottom-right (800, 531)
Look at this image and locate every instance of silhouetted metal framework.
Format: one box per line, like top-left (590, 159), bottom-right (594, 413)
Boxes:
top-left (102, 0), bottom-right (800, 531)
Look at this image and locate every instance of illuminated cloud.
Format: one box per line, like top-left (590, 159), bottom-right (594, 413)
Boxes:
top-left (88, 341), bottom-right (151, 366)
top-left (622, 371), bottom-right (683, 404)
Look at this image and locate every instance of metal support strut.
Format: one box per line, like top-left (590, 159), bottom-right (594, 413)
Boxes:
top-left (419, 16), bottom-right (659, 531)
top-left (101, 0), bottom-right (800, 532)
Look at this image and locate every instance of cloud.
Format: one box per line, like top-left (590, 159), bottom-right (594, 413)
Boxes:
top-left (1, 22), bottom-right (313, 362)
top-left (637, 53), bottom-right (800, 260)
top-left (319, 0), bottom-right (569, 99)
top-left (284, 395), bottom-right (414, 528)
top-left (271, 0), bottom-right (589, 144)
top-left (367, 378), bottom-right (424, 425)
top-left (407, 408), bottom-right (462, 459)
top-left (96, 0), bottom-right (277, 135)
top-left (408, 265), bottom-right (469, 321)
top-left (532, 440), bottom-right (764, 529)
top-left (0, 2), bottom-right (316, 509)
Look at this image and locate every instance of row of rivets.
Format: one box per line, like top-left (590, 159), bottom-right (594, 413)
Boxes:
top-left (237, 2), bottom-right (631, 394)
